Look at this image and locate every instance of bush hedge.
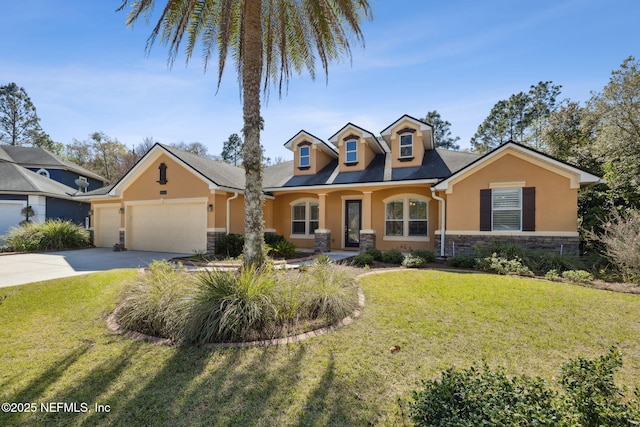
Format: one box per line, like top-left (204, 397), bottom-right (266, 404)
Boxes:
top-left (410, 347), bottom-right (640, 426)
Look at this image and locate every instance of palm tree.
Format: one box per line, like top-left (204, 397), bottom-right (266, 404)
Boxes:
top-left (118, 0), bottom-right (372, 268)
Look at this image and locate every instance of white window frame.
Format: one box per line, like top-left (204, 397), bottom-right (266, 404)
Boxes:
top-left (345, 140), bottom-right (358, 164)
top-left (383, 194), bottom-right (430, 241)
top-left (36, 168), bottom-right (50, 178)
top-left (491, 187), bottom-right (522, 231)
top-left (290, 198), bottom-right (319, 239)
top-left (299, 146), bottom-right (310, 168)
top-left (399, 134), bottom-right (413, 158)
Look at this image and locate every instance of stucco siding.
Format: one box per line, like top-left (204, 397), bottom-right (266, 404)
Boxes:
top-left (445, 153), bottom-right (578, 232)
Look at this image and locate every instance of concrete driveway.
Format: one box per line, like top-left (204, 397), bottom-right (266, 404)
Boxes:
top-left (0, 247), bottom-right (190, 288)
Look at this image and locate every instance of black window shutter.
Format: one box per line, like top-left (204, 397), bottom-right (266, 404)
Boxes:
top-left (522, 187), bottom-right (535, 231)
top-left (480, 189), bottom-right (492, 231)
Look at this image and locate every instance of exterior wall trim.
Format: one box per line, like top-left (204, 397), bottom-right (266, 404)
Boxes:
top-left (435, 230), bottom-right (579, 237)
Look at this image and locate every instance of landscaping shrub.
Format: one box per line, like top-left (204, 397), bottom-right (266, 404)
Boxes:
top-left (588, 209), bottom-right (640, 283)
top-left (382, 248), bottom-right (404, 265)
top-left (560, 347), bottom-right (640, 426)
top-left (352, 253), bottom-right (374, 267)
top-left (301, 262), bottom-right (358, 323)
top-left (410, 347), bottom-right (640, 427)
top-left (263, 233), bottom-right (286, 246)
top-left (214, 233), bottom-right (244, 258)
top-left (477, 253), bottom-right (533, 276)
top-left (545, 269), bottom-right (561, 281)
top-left (448, 254), bottom-right (477, 269)
top-left (562, 269), bottom-right (593, 283)
top-left (271, 240), bottom-right (296, 258)
top-left (364, 247), bottom-right (383, 261)
top-left (115, 260), bottom-right (193, 340)
top-left (181, 265), bottom-right (278, 343)
top-left (410, 364), bottom-right (564, 426)
top-left (411, 249), bottom-right (436, 263)
top-left (476, 241), bottom-right (584, 275)
top-left (402, 254), bottom-right (426, 268)
top-left (314, 254), bottom-right (332, 265)
top-left (4, 219), bottom-right (90, 252)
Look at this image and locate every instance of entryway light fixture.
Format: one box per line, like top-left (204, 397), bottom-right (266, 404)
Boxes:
top-left (207, 204), bottom-right (213, 212)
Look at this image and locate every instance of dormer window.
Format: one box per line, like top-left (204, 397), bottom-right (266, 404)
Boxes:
top-left (299, 146), bottom-right (310, 168)
top-left (399, 134), bottom-right (413, 159)
top-left (345, 140), bottom-right (358, 164)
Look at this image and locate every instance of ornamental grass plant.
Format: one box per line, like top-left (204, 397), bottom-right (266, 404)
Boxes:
top-left (4, 219), bottom-right (90, 252)
top-left (115, 259), bottom-right (358, 345)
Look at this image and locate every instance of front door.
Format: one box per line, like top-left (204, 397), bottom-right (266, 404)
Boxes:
top-left (344, 200), bottom-right (361, 248)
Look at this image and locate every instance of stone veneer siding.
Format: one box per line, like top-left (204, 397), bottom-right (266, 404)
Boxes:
top-left (207, 231), bottom-right (227, 253)
top-left (434, 234), bottom-right (579, 257)
top-left (119, 230), bottom-right (125, 248)
top-left (314, 230), bottom-right (331, 252)
top-left (359, 231), bottom-right (376, 253)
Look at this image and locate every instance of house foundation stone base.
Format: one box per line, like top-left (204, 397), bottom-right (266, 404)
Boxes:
top-left (359, 230), bottom-right (376, 253)
top-left (119, 230), bottom-right (125, 248)
top-left (207, 231), bottom-right (227, 253)
top-left (314, 230), bottom-right (331, 253)
top-left (434, 234), bottom-right (580, 257)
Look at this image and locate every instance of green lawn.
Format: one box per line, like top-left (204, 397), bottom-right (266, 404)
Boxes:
top-left (1, 269), bottom-right (639, 426)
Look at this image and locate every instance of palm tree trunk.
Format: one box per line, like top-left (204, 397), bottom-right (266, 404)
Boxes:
top-left (241, 0), bottom-right (266, 268)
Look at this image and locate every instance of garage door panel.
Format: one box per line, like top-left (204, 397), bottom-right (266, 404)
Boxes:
top-left (94, 206), bottom-right (120, 248)
top-left (128, 203), bottom-right (206, 253)
top-left (0, 202), bottom-right (26, 237)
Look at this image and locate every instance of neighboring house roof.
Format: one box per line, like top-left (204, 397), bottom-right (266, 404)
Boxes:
top-left (0, 162), bottom-right (79, 199)
top-left (433, 141), bottom-right (602, 191)
top-left (0, 145), bottom-right (107, 182)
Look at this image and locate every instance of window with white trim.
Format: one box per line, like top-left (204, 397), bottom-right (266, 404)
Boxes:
top-left (492, 188), bottom-right (521, 231)
top-left (345, 140), bottom-right (357, 163)
top-left (384, 196), bottom-right (428, 238)
top-left (399, 134), bottom-right (413, 158)
top-left (299, 146), bottom-right (310, 167)
top-left (291, 200), bottom-right (319, 235)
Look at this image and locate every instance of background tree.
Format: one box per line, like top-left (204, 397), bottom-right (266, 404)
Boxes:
top-left (65, 132), bottom-right (129, 182)
top-left (0, 83), bottom-right (43, 146)
top-left (221, 133), bottom-right (243, 166)
top-left (526, 81), bottom-right (562, 150)
top-left (471, 82), bottom-right (561, 153)
top-left (423, 110), bottom-right (460, 150)
top-left (170, 141), bottom-right (212, 158)
top-left (119, 0), bottom-right (372, 268)
top-left (589, 56), bottom-right (640, 209)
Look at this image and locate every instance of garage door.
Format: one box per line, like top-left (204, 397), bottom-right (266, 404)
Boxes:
top-left (0, 201), bottom-right (26, 237)
top-left (94, 206), bottom-right (120, 248)
top-left (127, 202), bottom-right (206, 253)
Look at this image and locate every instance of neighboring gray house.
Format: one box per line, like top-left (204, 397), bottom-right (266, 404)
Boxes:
top-left (0, 146), bottom-right (108, 237)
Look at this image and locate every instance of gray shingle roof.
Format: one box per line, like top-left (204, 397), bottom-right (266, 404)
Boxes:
top-left (159, 144), bottom-right (246, 191)
top-left (0, 145), bottom-right (107, 182)
top-left (264, 149), bottom-right (480, 189)
top-left (0, 162), bottom-right (78, 197)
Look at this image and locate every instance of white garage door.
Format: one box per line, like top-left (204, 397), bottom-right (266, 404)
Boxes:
top-left (0, 201), bottom-right (26, 238)
top-left (94, 206), bottom-right (121, 248)
top-left (128, 202), bottom-right (206, 253)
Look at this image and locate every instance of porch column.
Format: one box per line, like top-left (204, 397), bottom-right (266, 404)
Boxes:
top-left (318, 193), bottom-right (327, 229)
top-left (314, 193), bottom-right (331, 252)
top-left (359, 191), bottom-right (376, 252)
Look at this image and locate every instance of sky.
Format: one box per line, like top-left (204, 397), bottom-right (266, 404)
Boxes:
top-left (2, 0), bottom-right (639, 160)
